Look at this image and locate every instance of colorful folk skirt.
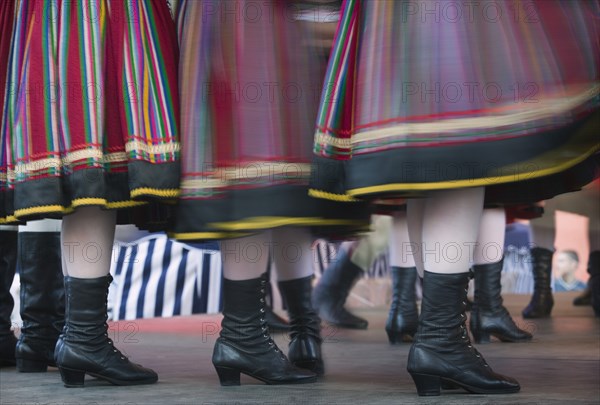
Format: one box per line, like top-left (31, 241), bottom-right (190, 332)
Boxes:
top-left (310, 0), bottom-right (600, 204)
top-left (171, 0), bottom-right (368, 241)
top-left (0, 0), bottom-right (180, 226)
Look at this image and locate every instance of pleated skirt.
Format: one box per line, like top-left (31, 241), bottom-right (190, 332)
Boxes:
top-left (310, 0), bottom-right (600, 204)
top-left (0, 0), bottom-right (180, 226)
top-left (171, 0), bottom-right (368, 241)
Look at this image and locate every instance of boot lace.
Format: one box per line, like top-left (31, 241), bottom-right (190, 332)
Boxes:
top-left (260, 279), bottom-right (286, 361)
top-left (103, 288), bottom-right (127, 362)
top-left (461, 282), bottom-right (488, 367)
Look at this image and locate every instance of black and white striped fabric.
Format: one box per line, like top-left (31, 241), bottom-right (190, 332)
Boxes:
top-left (108, 236), bottom-right (395, 322)
top-left (108, 234), bottom-right (223, 321)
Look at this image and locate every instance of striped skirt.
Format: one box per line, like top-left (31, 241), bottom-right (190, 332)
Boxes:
top-left (0, 0), bottom-right (180, 225)
top-left (311, 0), bottom-right (600, 204)
top-left (171, 0), bottom-right (368, 241)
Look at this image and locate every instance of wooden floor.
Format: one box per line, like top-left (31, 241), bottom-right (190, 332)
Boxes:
top-left (1, 292), bottom-right (598, 404)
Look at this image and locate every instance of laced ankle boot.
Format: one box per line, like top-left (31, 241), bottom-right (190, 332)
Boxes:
top-left (54, 275), bottom-right (158, 387)
top-left (470, 260), bottom-right (532, 343)
top-left (212, 274), bottom-right (317, 385)
top-left (407, 271), bottom-right (520, 396)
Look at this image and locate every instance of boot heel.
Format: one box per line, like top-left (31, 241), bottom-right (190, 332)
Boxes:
top-left (215, 366), bottom-right (241, 386)
top-left (472, 330), bottom-right (491, 344)
top-left (16, 358), bottom-right (48, 373)
top-left (59, 367), bottom-right (85, 387)
top-left (441, 380), bottom-right (460, 390)
top-left (410, 373), bottom-right (441, 396)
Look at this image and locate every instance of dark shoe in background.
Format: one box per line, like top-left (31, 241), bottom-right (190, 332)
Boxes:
top-left (312, 250), bottom-right (368, 329)
top-left (385, 266), bottom-right (418, 344)
top-left (471, 259), bottom-right (532, 343)
top-left (522, 247), bottom-right (554, 319)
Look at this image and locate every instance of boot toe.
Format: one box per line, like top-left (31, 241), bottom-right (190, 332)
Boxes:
top-left (104, 364), bottom-right (159, 386)
top-left (489, 372), bottom-right (521, 393)
top-left (467, 372), bottom-right (521, 394)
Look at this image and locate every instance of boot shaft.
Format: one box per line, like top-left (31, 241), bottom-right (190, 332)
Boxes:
top-left (62, 275), bottom-right (112, 345)
top-left (278, 276), bottom-right (321, 339)
top-left (0, 231), bottom-right (18, 334)
top-left (278, 276), bottom-right (318, 318)
top-left (530, 247), bottom-right (554, 290)
top-left (220, 274), bottom-right (272, 349)
top-left (416, 271), bottom-right (471, 345)
top-left (18, 232), bottom-right (64, 336)
top-left (390, 266), bottom-right (417, 311)
top-left (221, 275), bottom-right (266, 320)
top-left (472, 260), bottom-right (504, 313)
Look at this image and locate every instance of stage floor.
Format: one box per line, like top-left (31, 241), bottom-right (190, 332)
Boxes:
top-left (1, 292), bottom-right (598, 404)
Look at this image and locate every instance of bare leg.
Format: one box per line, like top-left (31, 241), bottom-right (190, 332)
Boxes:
top-left (271, 227), bottom-right (314, 281)
top-left (474, 208), bottom-right (505, 265)
top-left (220, 232), bottom-right (271, 280)
top-left (390, 211), bottom-right (417, 268)
top-left (61, 207), bottom-right (116, 278)
top-left (421, 188), bottom-right (484, 274)
top-left (406, 199), bottom-right (425, 277)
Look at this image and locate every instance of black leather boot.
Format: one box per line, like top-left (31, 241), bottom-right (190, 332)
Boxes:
top-left (522, 247), bottom-right (554, 319)
top-left (265, 306), bottom-right (291, 332)
top-left (212, 274), bottom-right (317, 386)
top-left (264, 280), bottom-right (290, 332)
top-left (0, 230), bottom-right (17, 367)
top-left (15, 232), bottom-right (65, 372)
top-left (54, 275), bottom-right (158, 387)
top-left (407, 271), bottom-right (520, 396)
top-left (312, 249), bottom-right (368, 329)
top-left (588, 251), bottom-right (600, 318)
top-left (385, 266), bottom-right (418, 344)
top-left (470, 260), bottom-right (532, 343)
top-left (278, 276), bottom-right (324, 376)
